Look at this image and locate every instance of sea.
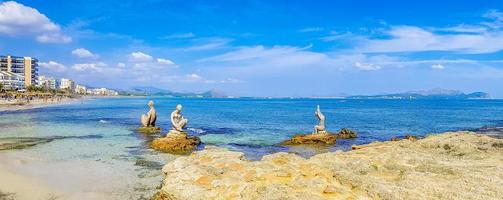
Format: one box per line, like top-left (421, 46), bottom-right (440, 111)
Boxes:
top-left (1, 97), bottom-right (503, 199)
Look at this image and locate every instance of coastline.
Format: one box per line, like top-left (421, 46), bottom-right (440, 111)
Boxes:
top-left (0, 130), bottom-right (502, 199)
top-left (154, 131), bottom-right (503, 200)
top-left (0, 97), bottom-right (82, 112)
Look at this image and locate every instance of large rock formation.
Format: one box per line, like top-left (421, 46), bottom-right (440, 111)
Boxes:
top-left (151, 131), bottom-right (201, 154)
top-left (154, 132), bottom-right (503, 200)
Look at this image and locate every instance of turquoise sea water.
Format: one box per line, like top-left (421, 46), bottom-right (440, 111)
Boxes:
top-left (1, 97), bottom-right (503, 198)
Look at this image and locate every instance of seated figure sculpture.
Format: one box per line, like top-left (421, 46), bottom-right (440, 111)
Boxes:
top-left (314, 105), bottom-right (326, 134)
top-left (141, 100), bottom-right (157, 127)
top-left (151, 104), bottom-right (200, 154)
top-left (170, 104), bottom-right (188, 134)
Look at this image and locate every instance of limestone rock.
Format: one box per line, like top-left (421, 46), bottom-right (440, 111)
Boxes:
top-left (155, 132), bottom-right (503, 200)
top-left (137, 126), bottom-right (161, 134)
top-left (151, 131), bottom-right (201, 154)
top-left (390, 134), bottom-right (419, 141)
top-left (336, 128), bottom-right (358, 139)
top-left (281, 132), bottom-right (337, 145)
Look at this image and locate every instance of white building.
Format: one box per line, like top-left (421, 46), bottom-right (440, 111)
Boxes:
top-left (0, 71), bottom-right (24, 90)
top-left (38, 76), bottom-right (58, 89)
top-left (87, 88), bottom-right (119, 96)
top-left (0, 55), bottom-right (38, 88)
top-left (60, 78), bottom-right (75, 90)
top-left (75, 84), bottom-right (87, 94)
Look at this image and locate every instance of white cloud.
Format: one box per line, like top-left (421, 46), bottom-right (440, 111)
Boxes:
top-left (201, 45), bottom-right (325, 67)
top-left (431, 64), bottom-right (445, 70)
top-left (162, 32), bottom-right (195, 39)
top-left (39, 61), bottom-right (67, 72)
top-left (219, 78), bottom-right (243, 83)
top-left (116, 62), bottom-right (126, 68)
top-left (72, 48), bottom-right (97, 58)
top-left (299, 27), bottom-right (323, 32)
top-left (354, 62), bottom-right (381, 71)
top-left (72, 62), bottom-right (107, 72)
top-left (185, 73), bottom-right (203, 82)
top-left (482, 10), bottom-right (503, 29)
top-left (0, 1), bottom-right (71, 43)
top-left (35, 33), bottom-right (72, 43)
top-left (157, 58), bottom-right (175, 65)
top-left (129, 51), bottom-right (153, 62)
top-left (321, 32), bottom-right (355, 42)
top-left (356, 14), bottom-right (503, 54)
top-left (182, 38), bottom-right (232, 51)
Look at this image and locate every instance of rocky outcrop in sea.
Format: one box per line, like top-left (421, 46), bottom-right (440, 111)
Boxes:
top-left (153, 131), bottom-right (503, 200)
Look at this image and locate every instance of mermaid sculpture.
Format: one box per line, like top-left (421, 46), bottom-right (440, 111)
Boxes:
top-left (170, 104), bottom-right (188, 133)
top-left (141, 100), bottom-right (157, 127)
top-left (314, 105), bottom-right (326, 134)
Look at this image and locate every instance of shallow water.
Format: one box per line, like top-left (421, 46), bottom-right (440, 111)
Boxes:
top-left (1, 97), bottom-right (503, 198)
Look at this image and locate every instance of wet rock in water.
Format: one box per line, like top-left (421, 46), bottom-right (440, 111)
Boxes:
top-left (137, 126), bottom-right (161, 134)
top-left (390, 134), bottom-right (419, 142)
top-left (155, 132), bottom-right (503, 200)
top-left (151, 131), bottom-right (201, 154)
top-left (404, 134), bottom-right (418, 141)
top-left (281, 132), bottom-right (337, 145)
top-left (336, 128), bottom-right (358, 139)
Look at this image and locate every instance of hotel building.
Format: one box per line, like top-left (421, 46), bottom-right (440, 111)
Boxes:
top-left (75, 84), bottom-right (87, 94)
top-left (60, 78), bottom-right (76, 90)
top-left (38, 76), bottom-right (58, 90)
top-left (0, 55), bottom-right (39, 89)
top-left (0, 71), bottom-right (24, 90)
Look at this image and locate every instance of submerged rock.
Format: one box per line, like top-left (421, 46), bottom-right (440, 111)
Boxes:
top-left (155, 132), bottom-right (503, 200)
top-left (281, 132), bottom-right (337, 145)
top-left (390, 134), bottom-right (419, 141)
top-left (137, 126), bottom-right (161, 134)
top-left (151, 131), bottom-right (201, 154)
top-left (336, 128), bottom-right (358, 139)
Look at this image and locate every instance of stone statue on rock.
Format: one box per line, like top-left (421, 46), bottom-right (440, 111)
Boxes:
top-left (170, 104), bottom-right (188, 134)
top-left (141, 101), bottom-right (157, 127)
top-left (314, 105), bottom-right (326, 134)
top-left (152, 104), bottom-right (200, 154)
top-left (281, 105), bottom-right (337, 145)
top-left (138, 100), bottom-right (160, 134)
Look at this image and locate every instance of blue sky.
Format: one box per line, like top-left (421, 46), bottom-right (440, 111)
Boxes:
top-left (1, 0), bottom-right (503, 97)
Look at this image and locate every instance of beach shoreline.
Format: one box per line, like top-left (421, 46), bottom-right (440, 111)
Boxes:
top-left (0, 97), bottom-right (83, 112)
top-left (0, 131), bottom-right (502, 200)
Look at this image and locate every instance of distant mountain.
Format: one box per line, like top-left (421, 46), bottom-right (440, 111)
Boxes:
top-left (347, 88), bottom-right (490, 100)
top-left (121, 87), bottom-right (230, 98)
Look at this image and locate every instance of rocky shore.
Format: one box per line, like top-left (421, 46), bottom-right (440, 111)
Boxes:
top-left (154, 131), bottom-right (503, 200)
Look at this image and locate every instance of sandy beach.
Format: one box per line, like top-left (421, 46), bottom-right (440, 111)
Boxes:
top-left (0, 156), bottom-right (61, 200)
top-left (0, 97), bottom-right (82, 112)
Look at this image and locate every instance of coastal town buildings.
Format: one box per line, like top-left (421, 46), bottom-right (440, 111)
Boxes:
top-left (87, 88), bottom-right (119, 96)
top-left (0, 71), bottom-right (24, 90)
top-left (60, 78), bottom-right (76, 91)
top-left (0, 55), bottom-right (116, 95)
top-left (38, 76), bottom-right (58, 90)
top-left (75, 84), bottom-right (87, 94)
top-left (0, 55), bottom-right (38, 89)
